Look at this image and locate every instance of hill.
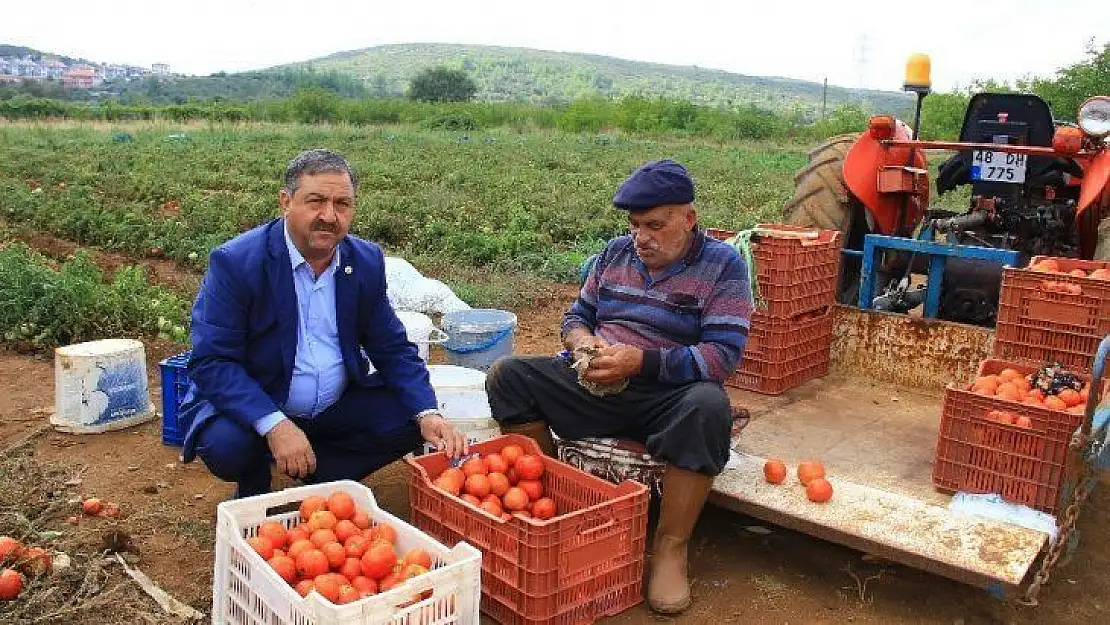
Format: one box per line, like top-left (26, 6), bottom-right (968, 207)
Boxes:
top-left (290, 43), bottom-right (914, 116)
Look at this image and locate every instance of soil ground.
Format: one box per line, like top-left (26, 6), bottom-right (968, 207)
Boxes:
top-left (0, 231), bottom-right (1107, 624)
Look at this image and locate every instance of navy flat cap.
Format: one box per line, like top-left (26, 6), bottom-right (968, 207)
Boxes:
top-left (612, 159), bottom-right (695, 211)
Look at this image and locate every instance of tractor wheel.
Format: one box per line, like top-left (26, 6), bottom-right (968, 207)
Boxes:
top-left (782, 134), bottom-right (875, 305)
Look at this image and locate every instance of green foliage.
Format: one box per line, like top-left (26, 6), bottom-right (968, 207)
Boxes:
top-left (408, 66), bottom-right (479, 103)
top-left (298, 43), bottom-right (914, 116)
top-left (0, 125), bottom-right (807, 288)
top-left (919, 92), bottom-right (970, 140)
top-left (1028, 41), bottom-right (1110, 121)
top-left (0, 242), bottom-right (188, 349)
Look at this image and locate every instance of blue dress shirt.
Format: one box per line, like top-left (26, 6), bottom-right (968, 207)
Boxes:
top-left (252, 225), bottom-right (349, 435)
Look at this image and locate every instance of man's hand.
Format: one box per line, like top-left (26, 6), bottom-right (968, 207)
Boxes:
top-left (564, 327), bottom-right (609, 353)
top-left (419, 413), bottom-right (468, 458)
top-left (265, 419), bottom-right (316, 479)
top-left (582, 344), bottom-right (643, 385)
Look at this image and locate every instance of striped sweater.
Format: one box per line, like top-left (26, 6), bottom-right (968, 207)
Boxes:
top-left (562, 229), bottom-right (752, 384)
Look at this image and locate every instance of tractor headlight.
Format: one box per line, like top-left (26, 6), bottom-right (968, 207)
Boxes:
top-left (1078, 96), bottom-right (1110, 138)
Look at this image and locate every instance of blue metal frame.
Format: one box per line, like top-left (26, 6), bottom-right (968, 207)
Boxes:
top-left (857, 234), bottom-right (1021, 318)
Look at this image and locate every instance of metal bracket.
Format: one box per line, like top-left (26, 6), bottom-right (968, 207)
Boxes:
top-left (857, 234), bottom-right (1021, 318)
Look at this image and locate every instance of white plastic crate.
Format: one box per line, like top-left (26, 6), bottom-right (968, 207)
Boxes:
top-left (213, 480), bottom-right (481, 625)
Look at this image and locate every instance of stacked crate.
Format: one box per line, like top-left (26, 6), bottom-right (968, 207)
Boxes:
top-left (992, 256), bottom-right (1110, 372)
top-left (932, 256), bottom-right (1110, 514)
top-left (710, 225), bottom-right (842, 395)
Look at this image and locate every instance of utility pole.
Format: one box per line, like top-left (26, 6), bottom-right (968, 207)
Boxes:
top-left (854, 34), bottom-right (871, 89)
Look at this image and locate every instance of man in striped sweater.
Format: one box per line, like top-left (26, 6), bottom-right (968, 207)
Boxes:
top-left (486, 159), bottom-right (752, 615)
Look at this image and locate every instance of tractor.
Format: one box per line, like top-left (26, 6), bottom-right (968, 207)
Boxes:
top-left (784, 53), bottom-right (1110, 327)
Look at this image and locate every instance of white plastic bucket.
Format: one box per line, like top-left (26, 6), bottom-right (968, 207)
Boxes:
top-left (395, 310), bottom-right (448, 363)
top-left (52, 338), bottom-right (155, 434)
top-left (422, 365), bottom-right (499, 454)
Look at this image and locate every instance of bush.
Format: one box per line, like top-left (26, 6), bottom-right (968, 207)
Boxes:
top-left (421, 113), bottom-right (480, 131)
top-left (0, 243), bottom-right (189, 350)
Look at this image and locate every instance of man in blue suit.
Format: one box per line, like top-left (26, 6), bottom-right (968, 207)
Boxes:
top-left (178, 149), bottom-right (467, 498)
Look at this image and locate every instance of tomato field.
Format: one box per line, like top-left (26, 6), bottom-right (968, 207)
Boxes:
top-left (0, 120), bottom-right (1108, 624)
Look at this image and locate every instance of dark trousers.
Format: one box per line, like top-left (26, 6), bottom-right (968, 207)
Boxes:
top-left (486, 355), bottom-right (732, 475)
top-left (194, 385), bottom-right (422, 498)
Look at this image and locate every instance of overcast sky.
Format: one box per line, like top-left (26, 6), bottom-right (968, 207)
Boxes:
top-left (3, 0), bottom-right (1107, 93)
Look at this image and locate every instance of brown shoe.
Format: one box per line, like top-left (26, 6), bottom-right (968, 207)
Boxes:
top-left (498, 420), bottom-right (557, 457)
top-left (648, 465), bottom-right (713, 614)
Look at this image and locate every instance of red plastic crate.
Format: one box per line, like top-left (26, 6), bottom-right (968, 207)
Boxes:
top-left (743, 307), bottom-right (834, 362)
top-left (705, 225), bottom-right (840, 318)
top-left (726, 357), bottom-right (829, 395)
top-left (992, 256), bottom-right (1110, 371)
top-left (993, 322), bottom-right (1107, 374)
top-left (932, 358), bottom-right (1102, 514)
top-left (405, 434), bottom-right (649, 625)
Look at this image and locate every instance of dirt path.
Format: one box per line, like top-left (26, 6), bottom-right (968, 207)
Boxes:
top-left (0, 237), bottom-right (1106, 623)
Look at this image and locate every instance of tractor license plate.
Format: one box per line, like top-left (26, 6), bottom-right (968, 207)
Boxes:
top-left (971, 150), bottom-right (1027, 183)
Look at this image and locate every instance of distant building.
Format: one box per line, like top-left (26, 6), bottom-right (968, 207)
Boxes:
top-left (62, 66), bottom-right (99, 89)
top-left (152, 63), bottom-right (170, 75)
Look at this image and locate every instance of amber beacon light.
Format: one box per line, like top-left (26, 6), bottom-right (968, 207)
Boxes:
top-left (903, 53), bottom-right (932, 94)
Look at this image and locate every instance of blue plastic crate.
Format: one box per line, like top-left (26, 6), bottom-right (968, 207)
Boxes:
top-left (158, 351), bottom-right (192, 446)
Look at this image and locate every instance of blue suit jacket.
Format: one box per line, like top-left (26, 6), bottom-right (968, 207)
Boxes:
top-left (178, 217), bottom-right (436, 462)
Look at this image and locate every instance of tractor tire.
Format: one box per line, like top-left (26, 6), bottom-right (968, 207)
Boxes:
top-left (782, 134), bottom-right (874, 305)
top-left (782, 134), bottom-right (858, 231)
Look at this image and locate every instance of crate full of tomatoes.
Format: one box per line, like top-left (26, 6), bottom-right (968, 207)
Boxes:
top-left (213, 480), bottom-right (481, 625)
top-left (406, 434), bottom-right (649, 625)
top-left (933, 359), bottom-right (1103, 514)
top-left (994, 256), bottom-right (1110, 372)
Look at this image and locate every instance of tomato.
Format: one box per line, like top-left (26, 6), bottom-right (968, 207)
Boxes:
top-left (350, 509), bottom-right (371, 530)
top-left (296, 549), bottom-right (330, 579)
top-left (299, 496), bottom-right (328, 522)
top-left (461, 458), bottom-right (488, 477)
top-left (268, 555), bottom-right (298, 584)
top-left (257, 521), bottom-right (288, 550)
top-left (351, 575), bottom-right (378, 597)
top-left (502, 487), bottom-right (529, 512)
top-left (531, 497), bottom-right (557, 520)
top-left (82, 498), bottom-right (103, 516)
top-left (806, 478), bottom-right (833, 503)
top-left (339, 557), bottom-right (363, 582)
top-left (309, 529), bottom-right (338, 549)
top-left (0, 568), bottom-right (23, 601)
top-left (327, 492), bottom-right (357, 520)
top-left (500, 444), bottom-right (524, 467)
top-left (287, 539), bottom-right (315, 561)
top-left (464, 474), bottom-right (491, 499)
top-left (336, 584), bottom-right (360, 604)
top-left (344, 535), bottom-right (369, 558)
top-left (308, 510), bottom-right (338, 532)
top-left (313, 573), bottom-right (342, 603)
top-left (373, 523), bottom-right (397, 544)
top-left (515, 455), bottom-right (545, 481)
top-left (360, 541), bottom-right (397, 580)
top-left (0, 537), bottom-right (23, 565)
top-left (518, 479), bottom-right (543, 501)
top-left (402, 547), bottom-right (432, 570)
top-left (248, 536), bottom-right (275, 560)
top-left (797, 461), bottom-right (825, 485)
top-left (295, 579), bottom-right (315, 597)
top-left (484, 453), bottom-right (510, 474)
top-left (487, 473), bottom-right (510, 497)
top-left (333, 520), bottom-right (360, 543)
top-left (763, 459), bottom-right (788, 485)
top-left (321, 542), bottom-right (347, 569)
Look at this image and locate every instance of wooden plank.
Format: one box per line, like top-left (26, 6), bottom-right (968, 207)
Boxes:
top-left (710, 452), bottom-right (1048, 590)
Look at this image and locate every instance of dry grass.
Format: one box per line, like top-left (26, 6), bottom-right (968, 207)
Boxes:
top-left (0, 449), bottom-right (199, 624)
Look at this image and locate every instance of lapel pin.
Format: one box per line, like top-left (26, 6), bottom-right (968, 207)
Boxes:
top-left (344, 266), bottom-right (353, 275)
